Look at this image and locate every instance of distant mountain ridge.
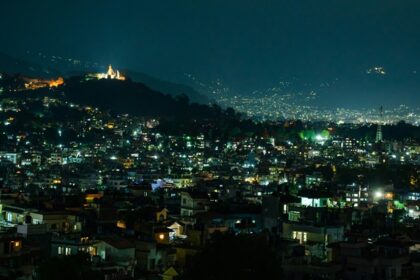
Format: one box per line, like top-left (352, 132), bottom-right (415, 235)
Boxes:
top-left (185, 68), bottom-right (420, 109)
top-left (0, 51), bottom-right (60, 77)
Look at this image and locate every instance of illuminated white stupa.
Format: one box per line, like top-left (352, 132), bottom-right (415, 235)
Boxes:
top-left (96, 65), bottom-right (125, 80)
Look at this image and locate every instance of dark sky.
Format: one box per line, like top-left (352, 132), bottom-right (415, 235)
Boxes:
top-left (1, 0), bottom-right (419, 107)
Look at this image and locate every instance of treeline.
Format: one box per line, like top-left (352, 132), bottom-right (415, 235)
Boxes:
top-left (335, 122), bottom-right (420, 142)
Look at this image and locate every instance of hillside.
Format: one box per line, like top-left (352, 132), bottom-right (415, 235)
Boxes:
top-left (123, 70), bottom-right (210, 104)
top-left (62, 77), bottom-right (220, 120)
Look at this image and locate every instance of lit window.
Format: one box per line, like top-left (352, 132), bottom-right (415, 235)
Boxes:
top-left (88, 246), bottom-right (96, 256)
top-left (65, 247), bottom-right (72, 255)
top-left (292, 231), bottom-right (307, 244)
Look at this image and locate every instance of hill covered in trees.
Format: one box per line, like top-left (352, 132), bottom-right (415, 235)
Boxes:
top-left (124, 70), bottom-right (209, 104)
top-left (62, 77), bottom-right (224, 120)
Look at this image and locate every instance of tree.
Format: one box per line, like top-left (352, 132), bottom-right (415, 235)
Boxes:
top-left (35, 253), bottom-right (100, 280)
top-left (183, 233), bottom-right (281, 280)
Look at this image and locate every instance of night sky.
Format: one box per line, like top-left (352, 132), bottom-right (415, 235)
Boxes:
top-left (1, 0), bottom-right (419, 107)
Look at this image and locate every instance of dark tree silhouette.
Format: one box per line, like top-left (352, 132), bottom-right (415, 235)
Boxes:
top-left (183, 233), bottom-right (281, 280)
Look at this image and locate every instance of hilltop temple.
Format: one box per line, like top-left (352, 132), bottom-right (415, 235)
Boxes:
top-left (95, 65), bottom-right (125, 81)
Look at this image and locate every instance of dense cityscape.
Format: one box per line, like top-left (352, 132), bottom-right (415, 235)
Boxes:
top-left (0, 64), bottom-right (418, 279)
top-left (0, 1), bottom-right (419, 280)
